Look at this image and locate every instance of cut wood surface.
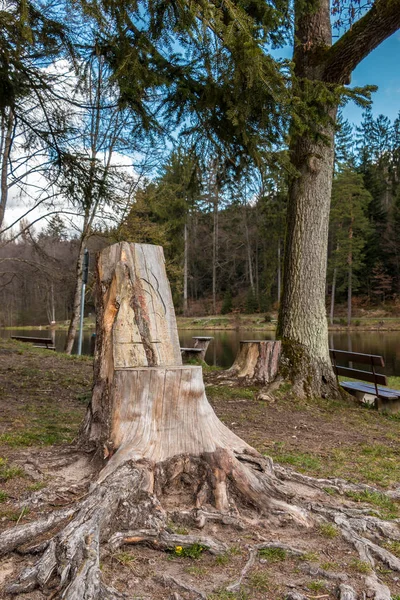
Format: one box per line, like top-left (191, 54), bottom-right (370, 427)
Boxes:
top-left (81, 242), bottom-right (182, 449)
top-left (101, 242), bottom-right (182, 368)
top-left (227, 340), bottom-right (282, 384)
top-left (102, 365), bottom-right (252, 475)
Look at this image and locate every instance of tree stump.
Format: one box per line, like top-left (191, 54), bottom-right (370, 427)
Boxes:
top-left (99, 365), bottom-right (253, 481)
top-left (193, 336), bottom-right (213, 360)
top-left (226, 340), bottom-right (282, 384)
top-left (81, 242), bottom-right (182, 449)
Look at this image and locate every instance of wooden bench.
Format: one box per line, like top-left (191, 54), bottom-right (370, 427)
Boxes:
top-left (180, 347), bottom-right (203, 362)
top-left (11, 336), bottom-right (55, 350)
top-left (181, 337), bottom-right (213, 363)
top-left (330, 348), bottom-right (400, 411)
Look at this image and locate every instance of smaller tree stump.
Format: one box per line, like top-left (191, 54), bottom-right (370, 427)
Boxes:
top-left (192, 336), bottom-right (213, 360)
top-left (227, 340), bottom-right (282, 384)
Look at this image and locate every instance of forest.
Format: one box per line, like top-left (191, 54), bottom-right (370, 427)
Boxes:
top-left (2, 108), bottom-right (400, 329)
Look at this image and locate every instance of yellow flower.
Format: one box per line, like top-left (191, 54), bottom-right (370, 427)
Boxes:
top-left (175, 546), bottom-right (183, 555)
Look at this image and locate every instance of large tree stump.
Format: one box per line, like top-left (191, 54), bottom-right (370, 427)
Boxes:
top-left (226, 340), bottom-right (282, 384)
top-left (81, 242), bottom-right (182, 451)
top-left (6, 243), bottom-right (399, 599)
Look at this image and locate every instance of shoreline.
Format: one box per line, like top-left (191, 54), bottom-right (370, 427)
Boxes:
top-left (4, 323), bottom-right (400, 333)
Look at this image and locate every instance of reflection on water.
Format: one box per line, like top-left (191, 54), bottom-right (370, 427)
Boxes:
top-left (0, 329), bottom-right (95, 356)
top-left (2, 328), bottom-right (400, 375)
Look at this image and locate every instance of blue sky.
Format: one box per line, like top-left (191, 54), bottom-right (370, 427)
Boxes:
top-left (342, 31), bottom-right (400, 125)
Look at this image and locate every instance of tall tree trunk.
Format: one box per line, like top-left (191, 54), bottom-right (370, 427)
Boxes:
top-left (244, 202), bottom-right (254, 291)
top-left (330, 265), bottom-right (337, 325)
top-left (183, 220), bottom-right (188, 316)
top-left (347, 221), bottom-right (353, 327)
top-left (0, 108), bottom-right (14, 229)
top-left (276, 0), bottom-right (340, 397)
top-left (212, 176), bottom-right (219, 315)
top-left (64, 236), bottom-right (87, 354)
top-left (277, 239), bottom-right (281, 304)
top-left (277, 119), bottom-right (338, 396)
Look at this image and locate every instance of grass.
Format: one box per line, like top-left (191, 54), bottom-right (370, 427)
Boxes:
top-left (345, 490), bottom-right (399, 519)
top-left (308, 580), bottom-right (327, 593)
top-left (174, 543), bottom-right (205, 559)
top-left (28, 481), bottom-right (47, 491)
top-left (0, 426), bottom-right (75, 447)
top-left (384, 541), bottom-right (400, 557)
top-left (350, 559), bottom-right (372, 574)
top-left (215, 553), bottom-right (231, 565)
top-left (321, 561), bottom-right (340, 571)
top-left (0, 490), bottom-right (8, 502)
top-left (113, 551), bottom-right (136, 566)
top-left (258, 547), bottom-right (287, 562)
top-left (265, 436), bottom-right (400, 489)
top-left (318, 523), bottom-right (339, 538)
top-left (0, 458), bottom-right (24, 481)
top-left (299, 552), bottom-right (320, 562)
top-left (208, 591), bottom-right (248, 600)
top-left (248, 571), bottom-right (270, 592)
top-left (265, 449), bottom-right (322, 472)
top-left (0, 506), bottom-right (30, 522)
top-left (186, 565), bottom-right (209, 576)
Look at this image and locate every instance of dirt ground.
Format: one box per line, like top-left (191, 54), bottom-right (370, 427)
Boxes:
top-left (1, 338), bottom-right (400, 599)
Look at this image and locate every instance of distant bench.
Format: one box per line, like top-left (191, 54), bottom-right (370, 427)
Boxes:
top-left (330, 348), bottom-right (400, 411)
top-left (181, 336), bottom-right (213, 363)
top-left (11, 336), bottom-right (55, 351)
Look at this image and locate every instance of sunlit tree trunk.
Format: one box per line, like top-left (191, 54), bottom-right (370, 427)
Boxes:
top-left (0, 108), bottom-right (14, 229)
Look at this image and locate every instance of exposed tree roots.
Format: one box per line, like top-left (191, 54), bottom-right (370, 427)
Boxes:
top-left (3, 452), bottom-right (400, 599)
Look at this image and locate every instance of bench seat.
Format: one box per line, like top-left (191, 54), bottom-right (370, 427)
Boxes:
top-left (33, 345), bottom-right (56, 351)
top-left (341, 380), bottom-right (400, 400)
top-left (180, 347), bottom-right (202, 353)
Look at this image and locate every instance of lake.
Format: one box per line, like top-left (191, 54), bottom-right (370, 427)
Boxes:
top-left (1, 328), bottom-right (400, 375)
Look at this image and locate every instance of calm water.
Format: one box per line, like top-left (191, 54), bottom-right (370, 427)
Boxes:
top-left (1, 328), bottom-right (400, 375)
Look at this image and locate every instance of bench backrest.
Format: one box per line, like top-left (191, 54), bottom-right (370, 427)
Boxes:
top-left (11, 336), bottom-right (53, 345)
top-left (329, 349), bottom-right (387, 390)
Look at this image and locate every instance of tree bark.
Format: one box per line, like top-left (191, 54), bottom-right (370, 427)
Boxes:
top-left (277, 239), bottom-right (281, 304)
top-left (330, 265), bottom-right (337, 326)
top-left (211, 161), bottom-right (219, 314)
top-left (347, 262), bottom-right (352, 327)
top-left (347, 219), bottom-right (353, 327)
top-left (276, 0), bottom-right (340, 398)
top-left (183, 220), bottom-right (188, 315)
top-left (277, 115), bottom-right (339, 396)
top-left (64, 236), bottom-right (87, 354)
top-left (227, 340), bottom-right (282, 385)
top-left (0, 108), bottom-right (14, 230)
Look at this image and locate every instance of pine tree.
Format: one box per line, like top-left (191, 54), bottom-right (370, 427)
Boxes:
top-left (329, 170), bottom-right (372, 324)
